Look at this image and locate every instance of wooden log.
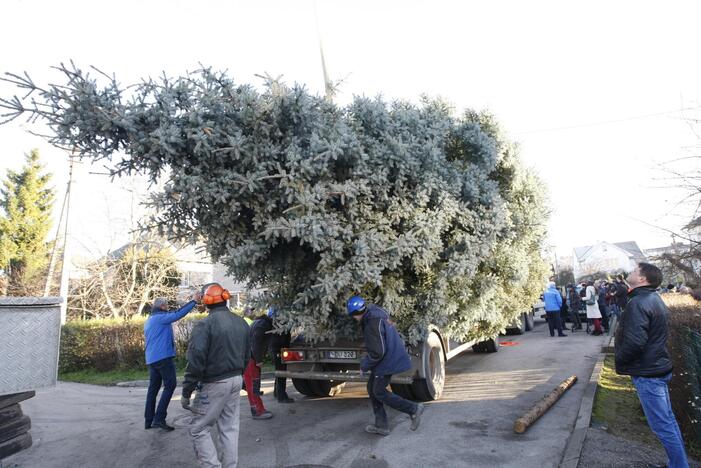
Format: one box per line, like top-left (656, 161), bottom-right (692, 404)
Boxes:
top-left (514, 375), bottom-right (578, 434)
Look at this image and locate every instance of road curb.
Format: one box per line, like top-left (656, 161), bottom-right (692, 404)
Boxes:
top-left (559, 349), bottom-right (607, 468)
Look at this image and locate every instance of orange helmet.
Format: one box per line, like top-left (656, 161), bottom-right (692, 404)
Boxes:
top-left (202, 283), bottom-right (231, 306)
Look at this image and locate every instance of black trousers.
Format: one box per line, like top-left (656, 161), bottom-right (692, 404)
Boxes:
top-left (546, 311), bottom-right (564, 336)
top-left (367, 372), bottom-right (417, 429)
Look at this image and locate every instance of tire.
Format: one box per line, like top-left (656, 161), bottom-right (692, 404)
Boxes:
top-left (309, 380), bottom-right (346, 397)
top-left (0, 415), bottom-right (30, 445)
top-left (0, 432), bottom-right (32, 459)
top-left (473, 335), bottom-right (499, 353)
top-left (389, 383), bottom-right (415, 400)
top-left (291, 378), bottom-right (317, 397)
top-left (410, 332), bottom-right (446, 401)
top-left (0, 404), bottom-right (23, 425)
top-left (525, 311), bottom-right (535, 331)
top-left (506, 314), bottom-right (527, 335)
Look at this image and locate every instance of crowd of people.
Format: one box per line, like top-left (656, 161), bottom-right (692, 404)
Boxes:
top-left (543, 274), bottom-right (633, 337)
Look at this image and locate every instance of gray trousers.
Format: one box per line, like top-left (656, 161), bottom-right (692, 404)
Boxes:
top-left (190, 375), bottom-right (243, 468)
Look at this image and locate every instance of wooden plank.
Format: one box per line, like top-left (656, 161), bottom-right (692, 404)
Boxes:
top-left (0, 392), bottom-right (35, 411)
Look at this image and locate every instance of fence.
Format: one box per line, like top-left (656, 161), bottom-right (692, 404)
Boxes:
top-left (676, 327), bottom-right (701, 445)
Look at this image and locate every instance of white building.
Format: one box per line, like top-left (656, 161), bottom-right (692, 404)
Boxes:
top-left (572, 241), bottom-right (646, 280)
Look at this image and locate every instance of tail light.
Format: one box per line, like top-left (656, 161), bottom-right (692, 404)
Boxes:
top-left (282, 350), bottom-right (305, 362)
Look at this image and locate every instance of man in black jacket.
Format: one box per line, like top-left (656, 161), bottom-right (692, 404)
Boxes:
top-left (615, 263), bottom-right (688, 468)
top-left (180, 283), bottom-right (251, 468)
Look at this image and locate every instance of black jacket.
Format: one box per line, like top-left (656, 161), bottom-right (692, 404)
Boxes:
top-left (615, 281), bottom-right (628, 308)
top-left (614, 286), bottom-right (672, 377)
top-left (250, 316), bottom-right (273, 363)
top-left (182, 304), bottom-right (251, 398)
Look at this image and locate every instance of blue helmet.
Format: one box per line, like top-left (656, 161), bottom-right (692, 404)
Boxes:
top-left (267, 307), bottom-right (277, 318)
top-left (346, 295), bottom-right (366, 316)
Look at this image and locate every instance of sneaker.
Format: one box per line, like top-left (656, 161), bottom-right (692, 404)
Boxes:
top-left (151, 421), bottom-right (175, 431)
top-left (252, 410), bottom-right (273, 420)
top-left (410, 403), bottom-right (425, 431)
top-left (364, 424), bottom-right (390, 436)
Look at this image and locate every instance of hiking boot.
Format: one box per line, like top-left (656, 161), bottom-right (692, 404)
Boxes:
top-left (252, 410), bottom-right (273, 420)
top-left (364, 424), bottom-right (390, 436)
top-left (410, 403), bottom-right (425, 431)
top-left (151, 421), bottom-right (175, 431)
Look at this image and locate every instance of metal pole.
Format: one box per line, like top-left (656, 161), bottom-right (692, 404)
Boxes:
top-left (43, 174), bottom-right (69, 296)
top-left (58, 155), bottom-right (75, 324)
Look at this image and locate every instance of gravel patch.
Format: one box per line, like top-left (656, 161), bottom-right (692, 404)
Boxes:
top-left (579, 427), bottom-right (701, 468)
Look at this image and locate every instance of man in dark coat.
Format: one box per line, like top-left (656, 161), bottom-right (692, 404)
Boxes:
top-left (180, 283), bottom-right (251, 468)
top-left (615, 263), bottom-right (688, 468)
top-left (347, 295), bottom-right (425, 436)
top-left (243, 309), bottom-right (275, 419)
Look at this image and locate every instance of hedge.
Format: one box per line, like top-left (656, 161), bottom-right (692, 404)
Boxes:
top-left (665, 294), bottom-right (701, 451)
top-left (59, 313), bottom-right (209, 373)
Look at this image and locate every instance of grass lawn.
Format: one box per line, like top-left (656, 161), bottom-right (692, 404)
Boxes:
top-left (592, 354), bottom-right (701, 460)
top-left (59, 362), bottom-right (275, 386)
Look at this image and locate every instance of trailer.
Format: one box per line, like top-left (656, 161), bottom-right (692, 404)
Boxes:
top-left (276, 328), bottom-right (499, 402)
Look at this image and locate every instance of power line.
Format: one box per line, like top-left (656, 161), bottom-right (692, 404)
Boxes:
top-left (514, 105), bottom-right (701, 135)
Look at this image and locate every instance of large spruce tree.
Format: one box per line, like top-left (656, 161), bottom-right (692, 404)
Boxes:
top-left (0, 149), bottom-right (55, 295)
top-left (0, 65), bottom-right (548, 342)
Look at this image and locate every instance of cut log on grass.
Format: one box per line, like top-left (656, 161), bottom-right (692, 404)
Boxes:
top-left (514, 375), bottom-right (578, 434)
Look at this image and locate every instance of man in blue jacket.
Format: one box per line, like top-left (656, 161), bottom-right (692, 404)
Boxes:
top-left (143, 294), bottom-right (198, 431)
top-left (543, 282), bottom-right (567, 337)
top-left (347, 295), bottom-right (425, 436)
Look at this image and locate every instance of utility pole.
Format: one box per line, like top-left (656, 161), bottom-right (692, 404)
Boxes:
top-left (45, 154), bottom-right (75, 324)
top-left (314, 0), bottom-right (334, 102)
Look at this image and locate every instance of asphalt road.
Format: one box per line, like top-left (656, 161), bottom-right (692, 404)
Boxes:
top-left (4, 319), bottom-right (607, 468)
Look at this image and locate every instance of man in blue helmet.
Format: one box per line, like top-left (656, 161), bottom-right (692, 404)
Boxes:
top-left (347, 295), bottom-right (425, 436)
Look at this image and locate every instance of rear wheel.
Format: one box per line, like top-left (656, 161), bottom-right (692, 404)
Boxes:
top-left (410, 332), bottom-right (445, 401)
top-left (390, 383), bottom-right (415, 400)
top-left (310, 380), bottom-right (345, 397)
top-left (525, 311), bottom-right (535, 331)
top-left (291, 378), bottom-right (316, 397)
top-left (472, 335), bottom-right (499, 353)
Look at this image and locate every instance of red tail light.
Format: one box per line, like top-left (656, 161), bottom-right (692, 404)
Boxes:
top-left (282, 350), bottom-right (305, 362)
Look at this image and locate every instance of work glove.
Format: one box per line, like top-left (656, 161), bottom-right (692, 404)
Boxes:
top-left (181, 395), bottom-right (192, 411)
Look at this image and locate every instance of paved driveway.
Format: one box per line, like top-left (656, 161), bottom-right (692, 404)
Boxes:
top-left (4, 320), bottom-right (607, 468)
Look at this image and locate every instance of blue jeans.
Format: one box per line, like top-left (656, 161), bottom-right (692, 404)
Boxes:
top-left (145, 357), bottom-right (177, 424)
top-left (632, 373), bottom-right (689, 468)
top-left (367, 373), bottom-right (417, 429)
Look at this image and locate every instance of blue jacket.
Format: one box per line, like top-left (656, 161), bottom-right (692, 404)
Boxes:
top-left (360, 304), bottom-right (411, 376)
top-left (144, 300), bottom-right (196, 365)
top-left (543, 286), bottom-right (563, 312)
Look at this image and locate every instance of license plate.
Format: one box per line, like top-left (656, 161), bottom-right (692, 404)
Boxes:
top-left (328, 350), bottom-right (357, 359)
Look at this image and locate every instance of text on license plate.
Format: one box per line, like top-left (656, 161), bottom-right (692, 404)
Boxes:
top-left (328, 350), bottom-right (357, 359)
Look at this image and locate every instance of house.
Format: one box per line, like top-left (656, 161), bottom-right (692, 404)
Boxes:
top-left (683, 216), bottom-right (701, 243)
top-left (572, 241), bottom-right (646, 280)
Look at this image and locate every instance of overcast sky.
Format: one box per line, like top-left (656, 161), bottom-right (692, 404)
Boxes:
top-left (1, 0), bottom-right (700, 262)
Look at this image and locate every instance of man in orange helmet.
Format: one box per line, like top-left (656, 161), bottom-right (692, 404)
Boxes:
top-left (181, 283), bottom-right (251, 468)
